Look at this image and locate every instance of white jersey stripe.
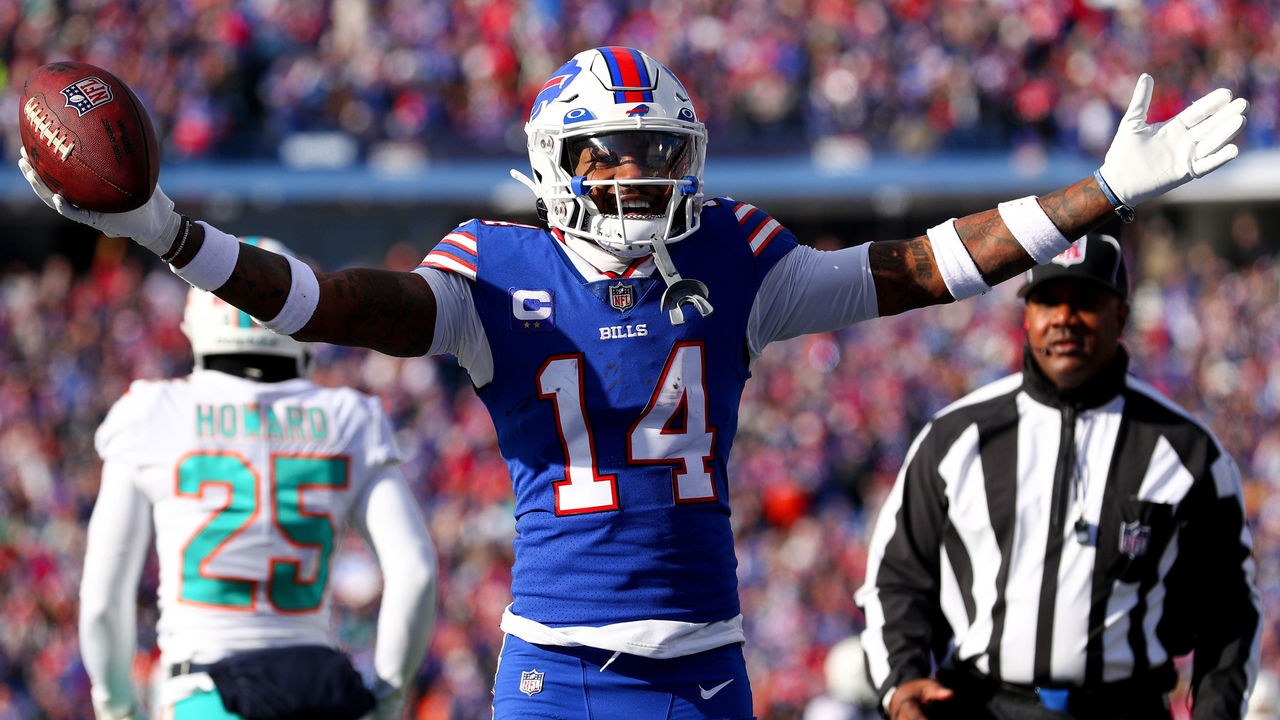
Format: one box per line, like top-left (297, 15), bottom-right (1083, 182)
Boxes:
top-left (421, 253), bottom-right (477, 281)
top-left (440, 232), bottom-right (478, 255)
top-left (750, 220), bottom-right (782, 255)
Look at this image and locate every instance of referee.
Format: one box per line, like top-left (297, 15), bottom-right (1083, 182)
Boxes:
top-left (856, 234), bottom-right (1261, 720)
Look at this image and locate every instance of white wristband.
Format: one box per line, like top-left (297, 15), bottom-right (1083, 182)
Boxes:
top-left (928, 218), bottom-right (990, 300)
top-left (259, 254), bottom-right (319, 336)
top-left (998, 196), bottom-right (1072, 263)
top-left (172, 222), bottom-right (240, 291)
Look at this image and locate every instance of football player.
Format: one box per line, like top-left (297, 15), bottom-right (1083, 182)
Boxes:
top-left (31, 47), bottom-right (1247, 719)
top-left (78, 239), bottom-right (437, 720)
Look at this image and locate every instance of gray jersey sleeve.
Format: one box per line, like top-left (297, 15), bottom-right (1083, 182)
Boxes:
top-left (417, 266), bottom-right (494, 387)
top-left (747, 243), bottom-right (878, 361)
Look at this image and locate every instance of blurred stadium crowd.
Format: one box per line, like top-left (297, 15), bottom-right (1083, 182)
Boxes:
top-left (1, 0), bottom-right (1278, 164)
top-left (1, 215), bottom-right (1279, 718)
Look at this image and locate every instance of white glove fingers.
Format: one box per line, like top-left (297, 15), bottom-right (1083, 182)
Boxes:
top-left (1123, 74), bottom-right (1154, 126)
top-left (1176, 87), bottom-right (1234, 129)
top-left (19, 156), bottom-right (59, 209)
top-left (1191, 143), bottom-right (1239, 178)
top-left (1192, 107), bottom-right (1247, 155)
top-left (51, 194), bottom-right (96, 226)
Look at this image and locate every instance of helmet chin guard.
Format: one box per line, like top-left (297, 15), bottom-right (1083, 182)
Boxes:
top-left (514, 47), bottom-right (712, 324)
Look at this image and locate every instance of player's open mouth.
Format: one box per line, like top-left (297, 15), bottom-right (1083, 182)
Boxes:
top-left (603, 195), bottom-right (664, 217)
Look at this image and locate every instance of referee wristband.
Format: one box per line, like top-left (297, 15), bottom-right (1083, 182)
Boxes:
top-left (259, 254), bottom-right (320, 336)
top-left (171, 222), bottom-right (240, 291)
top-left (928, 218), bottom-right (990, 300)
top-left (997, 196), bottom-right (1073, 263)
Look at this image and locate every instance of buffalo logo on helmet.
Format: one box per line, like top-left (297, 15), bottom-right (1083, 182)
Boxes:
top-left (626, 104), bottom-right (651, 117)
top-left (530, 60), bottom-right (583, 122)
top-left (60, 77), bottom-right (114, 117)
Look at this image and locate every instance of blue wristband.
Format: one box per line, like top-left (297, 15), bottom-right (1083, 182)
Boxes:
top-left (1093, 169), bottom-right (1136, 223)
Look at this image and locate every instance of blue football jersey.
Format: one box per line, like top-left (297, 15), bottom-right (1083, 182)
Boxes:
top-left (426, 199), bottom-right (797, 626)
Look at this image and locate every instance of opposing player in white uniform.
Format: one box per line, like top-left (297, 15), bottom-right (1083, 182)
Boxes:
top-left (78, 239), bottom-right (438, 720)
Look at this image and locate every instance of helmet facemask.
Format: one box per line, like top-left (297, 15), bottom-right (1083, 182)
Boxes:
top-left (554, 128), bottom-right (703, 258)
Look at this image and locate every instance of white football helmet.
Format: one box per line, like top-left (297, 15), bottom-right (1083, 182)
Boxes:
top-left (180, 237), bottom-right (312, 375)
top-left (516, 47), bottom-right (707, 258)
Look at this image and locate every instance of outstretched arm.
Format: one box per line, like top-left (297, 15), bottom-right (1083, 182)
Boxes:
top-left (870, 176), bottom-right (1109, 316)
top-left (17, 155), bottom-right (438, 356)
top-left (868, 74), bottom-right (1248, 317)
top-left (175, 232), bottom-right (439, 357)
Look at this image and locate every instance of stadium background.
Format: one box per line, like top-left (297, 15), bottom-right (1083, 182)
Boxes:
top-left (2, 1), bottom-right (1280, 718)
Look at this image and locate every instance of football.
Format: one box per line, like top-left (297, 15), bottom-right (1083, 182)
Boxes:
top-left (19, 61), bottom-right (159, 213)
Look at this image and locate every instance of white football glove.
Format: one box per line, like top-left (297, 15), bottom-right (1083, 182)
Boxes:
top-left (1098, 74), bottom-right (1249, 208)
top-left (18, 147), bottom-right (181, 256)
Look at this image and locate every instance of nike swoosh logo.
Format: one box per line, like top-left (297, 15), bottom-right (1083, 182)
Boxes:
top-left (699, 679), bottom-right (734, 699)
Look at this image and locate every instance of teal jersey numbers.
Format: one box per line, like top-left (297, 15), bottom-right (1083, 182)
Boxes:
top-left (176, 451), bottom-right (348, 612)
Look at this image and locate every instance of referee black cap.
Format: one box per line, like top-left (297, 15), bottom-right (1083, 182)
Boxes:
top-left (1018, 233), bottom-right (1128, 302)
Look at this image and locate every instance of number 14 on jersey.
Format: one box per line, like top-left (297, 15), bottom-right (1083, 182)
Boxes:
top-left (537, 341), bottom-right (718, 514)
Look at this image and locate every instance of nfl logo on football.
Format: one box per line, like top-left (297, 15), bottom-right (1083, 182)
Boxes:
top-left (520, 669), bottom-right (545, 697)
top-left (61, 77), bottom-right (114, 116)
top-left (609, 282), bottom-right (635, 312)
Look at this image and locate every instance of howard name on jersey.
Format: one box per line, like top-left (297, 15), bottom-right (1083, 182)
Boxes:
top-left (418, 197), bottom-right (796, 628)
top-left (94, 370), bottom-right (402, 657)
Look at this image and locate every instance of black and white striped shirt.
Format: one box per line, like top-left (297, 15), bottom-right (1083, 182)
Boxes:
top-left (857, 348), bottom-right (1260, 718)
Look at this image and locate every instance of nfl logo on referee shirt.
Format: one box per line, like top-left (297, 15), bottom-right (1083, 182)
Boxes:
top-left (1119, 521), bottom-right (1150, 558)
top-left (519, 669), bottom-right (545, 696)
top-left (609, 281), bottom-right (635, 311)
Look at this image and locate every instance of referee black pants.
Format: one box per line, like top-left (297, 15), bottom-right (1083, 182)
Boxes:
top-left (931, 666), bottom-right (1172, 720)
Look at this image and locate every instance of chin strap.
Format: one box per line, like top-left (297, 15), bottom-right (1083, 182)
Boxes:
top-left (514, 166), bottom-right (711, 325)
top-left (649, 233), bottom-right (712, 325)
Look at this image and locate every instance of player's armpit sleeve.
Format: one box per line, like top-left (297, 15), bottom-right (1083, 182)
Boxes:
top-left (747, 243), bottom-right (877, 357)
top-left (350, 468), bottom-right (438, 720)
top-left (79, 461), bottom-right (153, 720)
top-left (855, 426), bottom-right (948, 703)
top-left (1184, 453), bottom-right (1261, 720)
top-left (415, 266), bottom-right (495, 388)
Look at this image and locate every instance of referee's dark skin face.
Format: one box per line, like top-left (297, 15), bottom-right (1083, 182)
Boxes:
top-left (1024, 278), bottom-right (1129, 391)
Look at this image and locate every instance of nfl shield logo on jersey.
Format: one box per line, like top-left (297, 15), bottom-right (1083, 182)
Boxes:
top-left (609, 282), bottom-right (636, 312)
top-left (519, 669), bottom-right (545, 696)
top-left (1119, 521), bottom-right (1150, 558)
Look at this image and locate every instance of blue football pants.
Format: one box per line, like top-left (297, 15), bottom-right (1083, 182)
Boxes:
top-left (492, 634), bottom-right (755, 719)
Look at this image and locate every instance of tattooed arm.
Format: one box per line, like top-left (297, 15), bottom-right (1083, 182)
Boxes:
top-left (869, 176), bottom-right (1113, 317)
top-left (168, 226), bottom-right (438, 357)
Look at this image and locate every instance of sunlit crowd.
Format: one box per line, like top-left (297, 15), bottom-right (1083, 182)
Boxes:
top-left (2, 0), bottom-right (1278, 164)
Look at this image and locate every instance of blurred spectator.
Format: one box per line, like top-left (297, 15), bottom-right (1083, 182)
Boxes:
top-left (802, 635), bottom-right (879, 720)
